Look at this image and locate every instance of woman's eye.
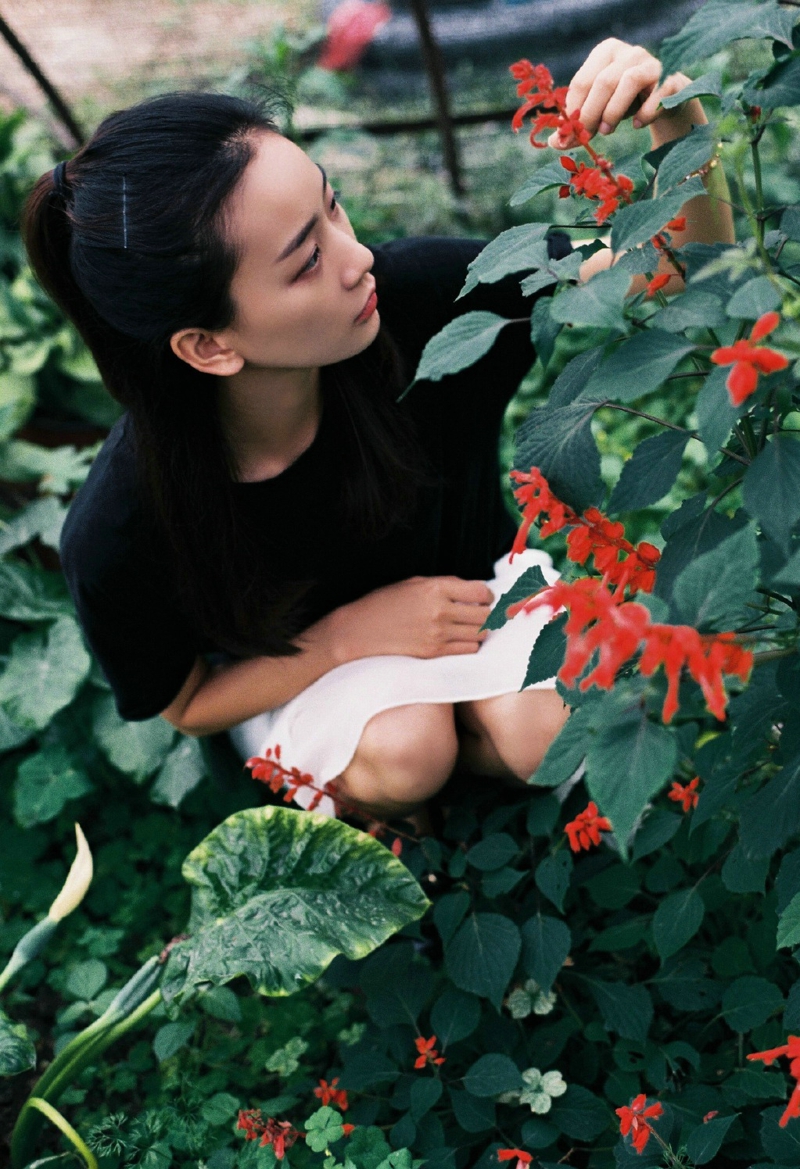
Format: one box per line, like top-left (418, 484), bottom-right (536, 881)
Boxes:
top-left (301, 245), bottom-right (321, 275)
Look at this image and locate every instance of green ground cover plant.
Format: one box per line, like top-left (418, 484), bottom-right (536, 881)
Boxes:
top-left (8, 1), bottom-right (800, 1166)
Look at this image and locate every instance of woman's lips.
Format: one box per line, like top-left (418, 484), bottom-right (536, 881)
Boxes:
top-left (355, 288), bottom-right (378, 323)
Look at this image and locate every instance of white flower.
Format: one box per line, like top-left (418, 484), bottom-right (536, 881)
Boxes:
top-left (519, 1067), bottom-right (568, 1114)
top-left (505, 980), bottom-right (557, 1020)
top-left (47, 824), bottom-right (93, 922)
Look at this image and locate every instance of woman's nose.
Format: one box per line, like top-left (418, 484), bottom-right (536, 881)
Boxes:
top-left (342, 238), bottom-right (374, 290)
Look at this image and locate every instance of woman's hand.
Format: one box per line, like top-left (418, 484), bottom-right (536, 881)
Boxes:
top-left (322, 575), bottom-right (495, 664)
top-left (547, 38), bottom-right (702, 150)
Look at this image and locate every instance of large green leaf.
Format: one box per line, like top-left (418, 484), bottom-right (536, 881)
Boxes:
top-left (161, 806), bottom-right (430, 1006)
top-left (0, 496), bottom-right (66, 555)
top-left (513, 401), bottom-right (602, 513)
top-left (671, 523), bottom-right (759, 630)
top-left (739, 758), bottom-right (800, 858)
top-left (695, 365), bottom-right (740, 452)
top-left (609, 430), bottom-right (689, 513)
top-left (0, 1009), bottom-right (35, 1076)
top-left (92, 693), bottom-right (175, 782)
top-left (721, 975), bottom-right (784, 1031)
top-left (445, 912), bottom-right (521, 1008)
top-left (521, 914), bottom-right (571, 993)
top-left (743, 434), bottom-right (800, 552)
top-left (0, 559), bottom-right (72, 622)
top-left (652, 888), bottom-right (705, 960)
top-left (150, 738), bottom-right (207, 808)
top-left (659, 0), bottom-right (796, 74)
top-left (610, 178), bottom-right (706, 254)
top-left (509, 161), bottom-right (574, 207)
top-left (457, 225), bottom-right (549, 297)
top-left (581, 330), bottom-right (696, 405)
top-left (746, 48), bottom-right (800, 110)
top-left (14, 746), bottom-right (92, 828)
top-left (726, 275), bottom-right (782, 320)
top-left (587, 979), bottom-right (653, 1042)
top-left (430, 988), bottom-right (481, 1047)
top-left (463, 1054), bottom-right (523, 1097)
top-left (656, 124), bottom-right (718, 192)
top-left (685, 1115), bottom-right (736, 1166)
top-left (524, 613), bottom-right (567, 688)
top-left (550, 267), bottom-right (629, 330)
top-left (660, 71), bottom-right (723, 109)
top-left (410, 312), bottom-right (512, 386)
top-left (0, 616), bottom-right (91, 730)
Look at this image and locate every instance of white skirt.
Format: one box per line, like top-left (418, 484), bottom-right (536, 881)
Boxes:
top-left (228, 548), bottom-right (560, 817)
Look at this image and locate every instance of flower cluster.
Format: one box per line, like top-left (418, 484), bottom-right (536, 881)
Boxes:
top-left (414, 1035), bottom-right (445, 1069)
top-left (616, 1095), bottom-right (664, 1154)
top-left (645, 215), bottom-right (688, 296)
top-left (509, 468), bottom-right (660, 597)
top-left (497, 1150), bottom-right (532, 1169)
top-left (710, 311), bottom-right (789, 405)
top-left (564, 801), bottom-right (612, 852)
top-left (748, 1037), bottom-right (800, 1126)
top-left (236, 1111), bottom-right (302, 1158)
top-left (668, 777), bottom-right (700, 812)
top-left (245, 745), bottom-right (324, 808)
top-left (314, 1078), bottom-right (349, 1111)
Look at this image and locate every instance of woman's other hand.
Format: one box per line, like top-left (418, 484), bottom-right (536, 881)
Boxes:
top-left (323, 575), bottom-right (495, 664)
top-left (547, 38), bottom-right (700, 150)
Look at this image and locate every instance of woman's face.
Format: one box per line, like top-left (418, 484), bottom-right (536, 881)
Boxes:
top-left (217, 131), bottom-right (380, 370)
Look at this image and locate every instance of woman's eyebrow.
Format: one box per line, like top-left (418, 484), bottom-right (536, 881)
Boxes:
top-left (275, 165), bottom-right (328, 264)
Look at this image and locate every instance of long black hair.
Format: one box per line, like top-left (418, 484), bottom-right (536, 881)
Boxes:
top-left (22, 92), bottom-right (426, 656)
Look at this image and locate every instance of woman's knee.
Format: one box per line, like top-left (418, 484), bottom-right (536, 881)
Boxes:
top-left (460, 690), bottom-right (570, 781)
top-left (339, 702), bottom-right (459, 810)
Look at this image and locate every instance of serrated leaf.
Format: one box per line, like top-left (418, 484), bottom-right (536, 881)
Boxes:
top-left (548, 346), bottom-right (606, 408)
top-left (483, 566), bottom-right (547, 631)
top-left (671, 523), bottom-right (759, 629)
top-left (521, 914), bottom-right (571, 993)
top-left (463, 1053), bottom-right (523, 1097)
top-left (524, 612), bottom-right (567, 688)
top-left (581, 330), bottom-right (696, 405)
top-left (659, 0), bottom-right (795, 74)
top-left (654, 289), bottom-right (727, 334)
top-left (744, 435), bottom-right (800, 552)
top-left (653, 888), bottom-right (705, 960)
top-left (609, 430), bottom-right (689, 513)
top-left (726, 275), bottom-right (782, 319)
top-left (739, 756), bottom-right (800, 859)
top-left (656, 125), bottom-right (718, 192)
top-left (0, 616), bottom-right (91, 730)
top-left (520, 253), bottom-right (583, 297)
top-left (685, 1114), bottom-right (736, 1165)
top-left (0, 1009), bottom-right (35, 1076)
top-left (93, 693), bottom-right (175, 782)
top-left (610, 178), bottom-right (706, 253)
top-left (457, 225), bottom-right (549, 297)
top-left (0, 497), bottom-right (66, 556)
top-left (509, 161), bottom-right (574, 207)
top-left (411, 312), bottom-right (512, 385)
top-left (531, 703), bottom-right (595, 788)
top-left (752, 50), bottom-right (800, 109)
top-left (530, 295), bottom-right (560, 368)
top-left (514, 401), bottom-right (602, 514)
top-left (161, 807), bottom-right (429, 1005)
top-left (550, 267), bottom-right (629, 330)
top-left (445, 913), bottom-right (521, 1008)
top-left (660, 71), bottom-right (723, 109)
top-left (13, 746), bottom-right (92, 828)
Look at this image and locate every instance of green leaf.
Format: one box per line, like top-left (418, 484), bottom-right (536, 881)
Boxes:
top-left (0, 440), bottom-right (99, 494)
top-left (457, 225), bottom-right (549, 297)
top-left (581, 330), bottom-right (696, 405)
top-left (685, 1115), bottom-right (736, 1165)
top-left (410, 1077), bottom-right (442, 1121)
top-left (721, 843), bottom-right (769, 893)
top-left (586, 707), bottom-right (678, 857)
top-left (548, 1084), bottom-right (609, 1139)
top-left (339, 1053), bottom-right (399, 1092)
top-left (483, 566), bottom-right (547, 631)
top-left (514, 400), bottom-right (602, 514)
top-left (744, 435), bottom-right (800, 552)
top-left (153, 1021), bottom-right (195, 1063)
top-left (0, 616), bottom-right (91, 730)
top-left (548, 346), bottom-right (606, 407)
top-left (531, 704), bottom-right (595, 787)
top-left (656, 124), bottom-right (718, 192)
top-left (777, 890), bottom-right (800, 950)
top-left (463, 1053), bottom-right (523, 1097)
top-left (92, 693), bottom-right (175, 782)
top-left (520, 253), bottom-right (583, 297)
top-left (305, 1107), bottom-right (345, 1152)
top-left (739, 757), bottom-right (800, 858)
top-left (726, 274), bottom-right (782, 319)
top-left (660, 70), bottom-right (723, 108)
top-left (747, 48), bottom-right (800, 110)
top-left (523, 613), bottom-right (567, 687)
top-left (430, 988), bottom-right (481, 1047)
top-left (655, 495), bottom-right (749, 599)
top-left (65, 959), bottom-right (107, 1001)
top-left (530, 296), bottom-right (560, 368)
top-left (652, 888), bottom-right (705, 960)
top-left (509, 161), bottom-right (574, 206)
top-left (14, 746), bottom-right (92, 828)
top-left (445, 913), bottom-right (521, 1008)
top-left (610, 178), bottom-right (706, 254)
top-left (721, 975), bottom-right (784, 1031)
top-left (161, 806), bottom-right (429, 1006)
top-left (0, 560), bottom-right (72, 622)
top-left (411, 312), bottom-right (512, 385)
top-left (654, 288), bottom-right (727, 334)
top-left (0, 1009), bottom-right (35, 1076)
top-left (449, 1088), bottom-right (496, 1133)
top-left (550, 267), bottom-right (630, 330)
top-left (0, 496), bottom-right (66, 555)
top-left (521, 914), bottom-right (571, 993)
top-left (588, 979), bottom-right (653, 1042)
top-left (466, 833), bottom-right (518, 871)
top-left (535, 852), bottom-right (573, 913)
top-left (150, 738), bottom-right (207, 809)
top-left (695, 365), bottom-right (740, 452)
top-left (609, 430), bottom-right (689, 513)
top-left (760, 1105), bottom-right (800, 1164)
top-left (671, 523), bottom-right (759, 630)
top-left (433, 891), bottom-right (470, 946)
top-left (198, 985), bottom-right (242, 1023)
top-left (0, 371), bottom-right (35, 442)
top-left (659, 0), bottom-right (796, 74)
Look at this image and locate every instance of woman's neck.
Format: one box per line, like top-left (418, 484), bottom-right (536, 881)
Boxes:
top-left (217, 363), bottom-right (322, 482)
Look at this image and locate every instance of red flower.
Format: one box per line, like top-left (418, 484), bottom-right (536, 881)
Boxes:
top-left (666, 216), bottom-right (686, 232)
top-left (703, 1111), bottom-right (719, 1123)
top-left (236, 1112), bottom-right (302, 1158)
top-left (414, 1035), bottom-right (445, 1069)
top-left (748, 1037), bottom-right (800, 1123)
top-left (317, 0), bottom-right (391, 72)
top-left (564, 801), bottom-right (612, 852)
top-left (646, 273), bottom-right (671, 298)
top-left (391, 837), bottom-right (403, 857)
top-left (342, 1124), bottom-right (355, 1136)
top-left (245, 747), bottom-right (317, 804)
top-left (668, 777), bottom-right (700, 812)
top-left (498, 1151), bottom-right (533, 1169)
top-left (710, 311), bottom-right (789, 406)
top-left (616, 1095), bottom-right (664, 1154)
top-left (314, 1077), bottom-right (349, 1111)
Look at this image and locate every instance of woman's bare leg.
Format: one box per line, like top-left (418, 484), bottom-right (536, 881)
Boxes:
top-left (336, 702), bottom-right (459, 820)
top-left (456, 690), bottom-right (570, 783)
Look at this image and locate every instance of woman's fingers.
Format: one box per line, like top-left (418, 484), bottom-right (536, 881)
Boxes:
top-left (448, 600), bottom-right (493, 628)
top-left (561, 38), bottom-right (620, 120)
top-left (593, 65), bottom-right (660, 134)
top-left (444, 577), bottom-right (495, 605)
top-left (633, 72), bottom-right (694, 128)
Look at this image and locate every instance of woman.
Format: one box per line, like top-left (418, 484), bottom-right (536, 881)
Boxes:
top-left (23, 39), bottom-right (733, 823)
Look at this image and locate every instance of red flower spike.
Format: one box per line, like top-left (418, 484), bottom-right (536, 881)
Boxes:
top-left (668, 777), bottom-right (700, 813)
top-left (710, 312), bottom-right (789, 405)
top-left (236, 1112), bottom-right (302, 1158)
top-left (646, 273), bottom-right (671, 299)
top-left (564, 801), bottom-right (612, 852)
top-left (616, 1095), bottom-right (664, 1155)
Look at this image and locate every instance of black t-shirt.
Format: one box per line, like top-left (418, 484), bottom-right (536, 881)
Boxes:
top-left (61, 233), bottom-right (571, 720)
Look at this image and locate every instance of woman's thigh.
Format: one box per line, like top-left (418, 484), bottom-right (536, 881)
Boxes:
top-left (457, 689), bottom-right (570, 781)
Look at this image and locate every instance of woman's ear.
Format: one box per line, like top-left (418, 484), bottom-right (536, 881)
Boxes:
top-left (169, 328), bottom-right (245, 376)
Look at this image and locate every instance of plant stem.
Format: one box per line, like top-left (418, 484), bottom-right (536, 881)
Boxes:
top-left (598, 402), bottom-right (750, 465)
top-left (752, 136), bottom-right (765, 248)
top-left (27, 1098), bottom-right (98, 1169)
